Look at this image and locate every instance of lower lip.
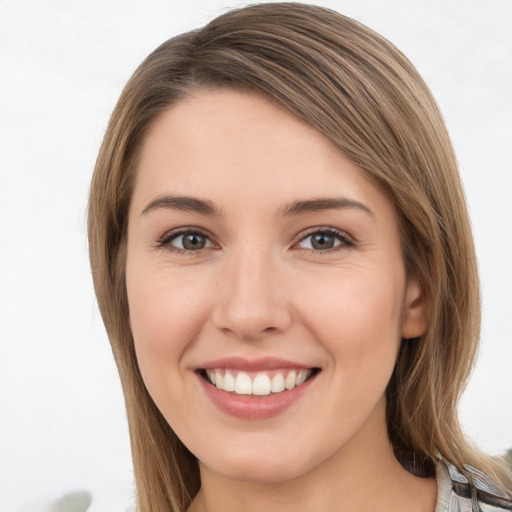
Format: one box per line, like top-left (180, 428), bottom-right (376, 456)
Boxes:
top-left (197, 372), bottom-right (317, 420)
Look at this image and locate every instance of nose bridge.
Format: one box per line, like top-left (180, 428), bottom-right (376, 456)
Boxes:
top-left (212, 241), bottom-right (291, 339)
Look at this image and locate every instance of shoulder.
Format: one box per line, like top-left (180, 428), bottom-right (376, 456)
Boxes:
top-left (435, 460), bottom-right (512, 512)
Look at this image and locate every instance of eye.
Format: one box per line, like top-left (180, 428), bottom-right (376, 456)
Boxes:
top-left (159, 230), bottom-right (214, 252)
top-left (297, 229), bottom-right (352, 251)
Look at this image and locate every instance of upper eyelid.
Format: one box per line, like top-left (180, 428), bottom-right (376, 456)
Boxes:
top-left (159, 226), bottom-right (216, 243)
top-left (298, 226), bottom-right (349, 237)
top-left (294, 227), bottom-right (353, 243)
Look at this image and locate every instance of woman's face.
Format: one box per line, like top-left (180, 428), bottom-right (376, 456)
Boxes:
top-left (126, 89), bottom-right (425, 483)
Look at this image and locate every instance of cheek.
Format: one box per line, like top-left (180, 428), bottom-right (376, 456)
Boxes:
top-left (297, 267), bottom-right (404, 373)
top-left (126, 265), bottom-right (210, 393)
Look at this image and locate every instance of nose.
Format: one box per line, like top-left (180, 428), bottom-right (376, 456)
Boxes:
top-left (211, 247), bottom-right (292, 341)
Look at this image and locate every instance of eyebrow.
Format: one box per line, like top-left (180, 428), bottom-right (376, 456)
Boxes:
top-left (280, 197), bottom-right (374, 218)
top-left (141, 194), bottom-right (374, 218)
top-left (142, 195), bottom-right (221, 216)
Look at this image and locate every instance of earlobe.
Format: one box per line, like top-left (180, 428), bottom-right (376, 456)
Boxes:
top-left (401, 276), bottom-right (428, 339)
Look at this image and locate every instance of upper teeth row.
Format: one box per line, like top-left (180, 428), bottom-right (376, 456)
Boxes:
top-left (205, 369), bottom-right (312, 396)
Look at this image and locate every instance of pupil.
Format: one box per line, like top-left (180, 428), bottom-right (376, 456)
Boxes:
top-left (312, 233), bottom-right (334, 250)
top-left (183, 233), bottom-right (205, 250)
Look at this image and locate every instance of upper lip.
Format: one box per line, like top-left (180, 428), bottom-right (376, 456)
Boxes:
top-left (198, 357), bottom-right (315, 372)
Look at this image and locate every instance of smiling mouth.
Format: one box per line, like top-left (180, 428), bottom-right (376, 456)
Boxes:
top-left (198, 367), bottom-right (321, 396)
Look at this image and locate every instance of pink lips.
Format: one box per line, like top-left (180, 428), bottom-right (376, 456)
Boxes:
top-left (196, 357), bottom-right (318, 420)
top-left (200, 356), bottom-right (312, 371)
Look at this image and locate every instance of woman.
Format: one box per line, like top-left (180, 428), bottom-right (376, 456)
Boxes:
top-left (87, 3), bottom-right (512, 511)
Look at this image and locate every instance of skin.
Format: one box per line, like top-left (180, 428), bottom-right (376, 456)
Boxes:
top-left (126, 89), bottom-right (437, 512)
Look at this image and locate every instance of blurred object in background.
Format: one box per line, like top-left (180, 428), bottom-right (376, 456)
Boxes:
top-left (47, 491), bottom-right (92, 512)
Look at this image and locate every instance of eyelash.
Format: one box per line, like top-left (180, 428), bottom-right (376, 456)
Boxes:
top-left (296, 227), bottom-right (354, 253)
top-left (155, 227), bottom-right (355, 255)
top-left (155, 228), bottom-right (214, 256)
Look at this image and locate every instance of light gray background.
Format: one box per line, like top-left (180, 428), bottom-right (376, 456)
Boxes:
top-left (0, 1), bottom-right (511, 511)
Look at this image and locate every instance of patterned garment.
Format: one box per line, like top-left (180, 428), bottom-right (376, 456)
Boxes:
top-left (436, 460), bottom-right (512, 511)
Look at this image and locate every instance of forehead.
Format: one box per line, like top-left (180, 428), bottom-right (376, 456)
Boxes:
top-left (132, 88), bottom-right (388, 216)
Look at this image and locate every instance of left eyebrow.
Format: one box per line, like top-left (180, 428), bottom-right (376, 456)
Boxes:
top-left (280, 197), bottom-right (375, 218)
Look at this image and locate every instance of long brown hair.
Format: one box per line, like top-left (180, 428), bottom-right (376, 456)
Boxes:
top-left (88, 3), bottom-right (512, 510)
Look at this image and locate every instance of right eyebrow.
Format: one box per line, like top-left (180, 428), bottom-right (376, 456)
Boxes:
top-left (141, 194), bottom-right (221, 217)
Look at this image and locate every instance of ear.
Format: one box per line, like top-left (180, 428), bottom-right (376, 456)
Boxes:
top-left (401, 275), bottom-right (428, 339)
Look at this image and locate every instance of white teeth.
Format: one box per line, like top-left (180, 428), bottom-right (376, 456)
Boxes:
top-left (296, 369), bottom-right (307, 385)
top-left (235, 372), bottom-right (252, 395)
top-left (284, 370), bottom-right (297, 390)
top-left (223, 372), bottom-right (235, 392)
top-left (205, 368), bottom-right (313, 395)
top-left (271, 373), bottom-right (285, 393)
top-left (215, 370), bottom-right (223, 389)
top-left (252, 373), bottom-right (271, 396)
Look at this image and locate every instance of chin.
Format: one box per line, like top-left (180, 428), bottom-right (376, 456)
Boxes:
top-left (212, 461), bottom-right (307, 485)
top-left (198, 441), bottom-right (326, 485)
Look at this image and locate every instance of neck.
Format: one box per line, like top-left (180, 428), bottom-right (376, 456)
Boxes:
top-left (188, 404), bottom-right (437, 512)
